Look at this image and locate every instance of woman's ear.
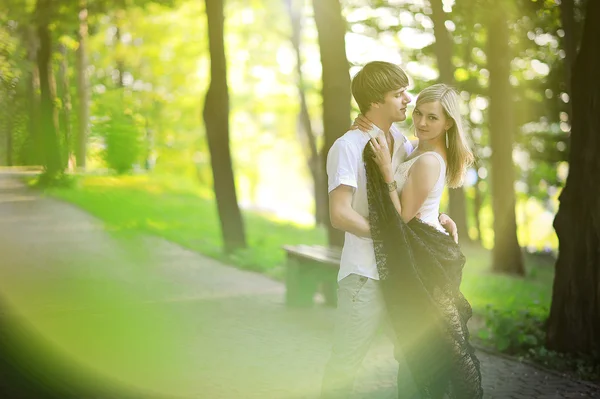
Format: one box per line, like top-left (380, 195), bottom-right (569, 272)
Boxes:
top-left (445, 119), bottom-right (454, 132)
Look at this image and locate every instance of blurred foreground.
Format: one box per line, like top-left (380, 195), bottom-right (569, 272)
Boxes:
top-left (0, 172), bottom-right (598, 399)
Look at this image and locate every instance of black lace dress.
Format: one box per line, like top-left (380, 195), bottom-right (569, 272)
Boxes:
top-left (364, 146), bottom-right (483, 399)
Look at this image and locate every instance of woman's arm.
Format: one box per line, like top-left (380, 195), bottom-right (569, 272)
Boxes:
top-left (380, 163), bottom-right (404, 218)
top-left (399, 155), bottom-right (440, 222)
top-left (369, 136), bottom-right (403, 217)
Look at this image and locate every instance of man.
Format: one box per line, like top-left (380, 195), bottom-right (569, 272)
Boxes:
top-left (321, 61), bottom-right (458, 398)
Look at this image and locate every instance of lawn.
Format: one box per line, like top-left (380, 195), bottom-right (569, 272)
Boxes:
top-left (47, 174), bottom-right (553, 319)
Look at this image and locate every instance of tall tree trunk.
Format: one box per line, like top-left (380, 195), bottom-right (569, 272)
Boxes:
top-left (284, 0), bottom-right (328, 226)
top-left (76, 1), bottom-right (89, 169)
top-left (36, 0), bottom-right (62, 178)
top-left (59, 43), bottom-right (72, 169)
top-left (486, 2), bottom-right (524, 275)
top-left (430, 0), bottom-right (453, 84)
top-left (2, 83), bottom-right (14, 166)
top-left (144, 104), bottom-right (155, 170)
top-left (312, 0), bottom-right (351, 248)
top-left (26, 26), bottom-right (41, 166)
top-left (114, 22), bottom-right (125, 88)
top-left (547, 0), bottom-right (600, 355)
top-left (473, 179), bottom-right (483, 242)
top-left (203, 0), bottom-right (247, 253)
top-left (560, 0), bottom-right (576, 97)
top-left (430, 0), bottom-right (471, 244)
top-left (6, 125), bottom-right (13, 167)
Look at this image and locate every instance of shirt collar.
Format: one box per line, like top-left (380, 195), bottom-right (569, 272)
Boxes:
top-left (365, 123), bottom-right (407, 142)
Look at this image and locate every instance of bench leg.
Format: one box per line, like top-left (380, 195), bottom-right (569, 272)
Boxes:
top-left (286, 259), bottom-right (317, 307)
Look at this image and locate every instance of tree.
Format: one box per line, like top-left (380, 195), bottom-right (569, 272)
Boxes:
top-left (284, 0), bottom-right (328, 227)
top-left (486, 1), bottom-right (524, 275)
top-left (429, 0), bottom-right (471, 245)
top-left (36, 0), bottom-right (63, 180)
top-left (76, 0), bottom-right (89, 169)
top-left (58, 43), bottom-right (72, 168)
top-left (312, 0), bottom-right (350, 248)
top-left (559, 0), bottom-right (576, 97)
top-left (547, 0), bottom-right (600, 355)
top-left (203, 0), bottom-right (247, 252)
top-left (25, 25), bottom-right (42, 166)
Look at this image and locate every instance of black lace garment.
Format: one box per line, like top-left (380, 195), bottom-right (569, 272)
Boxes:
top-left (364, 146), bottom-right (483, 399)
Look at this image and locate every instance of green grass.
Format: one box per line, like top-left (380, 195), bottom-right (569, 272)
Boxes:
top-left (46, 174), bottom-right (327, 280)
top-left (47, 174), bottom-right (553, 318)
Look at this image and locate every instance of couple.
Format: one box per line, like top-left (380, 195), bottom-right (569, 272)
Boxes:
top-left (321, 61), bottom-right (483, 399)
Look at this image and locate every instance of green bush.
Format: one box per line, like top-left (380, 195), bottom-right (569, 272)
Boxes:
top-left (101, 114), bottom-right (143, 174)
top-left (478, 305), bottom-right (547, 354)
top-left (93, 89), bottom-right (144, 174)
top-left (479, 305), bottom-right (600, 382)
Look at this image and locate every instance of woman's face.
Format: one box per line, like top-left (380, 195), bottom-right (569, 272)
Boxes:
top-left (412, 100), bottom-right (452, 141)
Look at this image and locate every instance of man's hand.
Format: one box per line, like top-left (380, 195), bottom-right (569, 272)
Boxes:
top-left (439, 213), bottom-right (458, 243)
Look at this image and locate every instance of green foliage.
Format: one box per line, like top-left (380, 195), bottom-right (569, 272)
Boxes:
top-left (479, 305), bottom-right (547, 353)
top-left (32, 170), bottom-right (77, 188)
top-left (102, 116), bottom-right (142, 174)
top-left (93, 89), bottom-right (144, 174)
top-left (478, 305), bottom-right (600, 382)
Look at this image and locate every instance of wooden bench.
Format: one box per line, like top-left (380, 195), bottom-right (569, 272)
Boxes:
top-left (282, 244), bottom-right (341, 307)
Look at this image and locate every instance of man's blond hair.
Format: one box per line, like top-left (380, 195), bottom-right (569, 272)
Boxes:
top-left (351, 61), bottom-right (409, 114)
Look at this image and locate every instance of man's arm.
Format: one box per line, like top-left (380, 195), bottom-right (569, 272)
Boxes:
top-left (329, 185), bottom-right (370, 238)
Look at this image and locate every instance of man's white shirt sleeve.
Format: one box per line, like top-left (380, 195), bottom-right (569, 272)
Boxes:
top-left (327, 139), bottom-right (359, 193)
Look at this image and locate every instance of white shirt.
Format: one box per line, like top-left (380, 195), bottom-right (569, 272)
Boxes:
top-left (326, 124), bottom-right (414, 282)
top-left (395, 151), bottom-right (447, 234)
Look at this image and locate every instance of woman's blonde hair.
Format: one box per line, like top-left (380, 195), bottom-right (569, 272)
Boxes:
top-left (415, 84), bottom-right (474, 188)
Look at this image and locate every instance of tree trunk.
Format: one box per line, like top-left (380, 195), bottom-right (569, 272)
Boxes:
top-left (26, 26), bottom-right (41, 166)
top-left (473, 180), bottom-right (483, 242)
top-left (6, 126), bottom-right (13, 167)
top-left (547, 0), bottom-right (600, 355)
top-left (203, 0), bottom-right (247, 253)
top-left (486, 3), bottom-right (524, 275)
top-left (114, 22), bottom-right (125, 88)
top-left (76, 1), bottom-right (89, 169)
top-left (430, 0), bottom-right (454, 84)
top-left (560, 0), bottom-right (576, 96)
top-left (430, 0), bottom-right (471, 244)
top-left (448, 188), bottom-right (470, 242)
top-left (2, 87), bottom-right (14, 166)
top-left (36, 0), bottom-right (62, 178)
top-left (312, 0), bottom-right (351, 248)
top-left (59, 43), bottom-right (72, 169)
top-left (144, 103), bottom-right (156, 171)
top-left (284, 0), bottom-right (328, 226)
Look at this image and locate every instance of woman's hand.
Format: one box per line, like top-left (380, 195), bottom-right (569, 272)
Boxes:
top-left (350, 114), bottom-right (373, 132)
top-left (369, 136), bottom-right (393, 181)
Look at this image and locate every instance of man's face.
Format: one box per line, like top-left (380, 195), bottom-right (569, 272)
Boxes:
top-left (379, 87), bottom-right (412, 123)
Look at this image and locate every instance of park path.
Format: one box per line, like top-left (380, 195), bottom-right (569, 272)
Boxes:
top-left (0, 171), bottom-right (598, 399)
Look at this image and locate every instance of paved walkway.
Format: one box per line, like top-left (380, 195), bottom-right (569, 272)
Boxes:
top-left (0, 172), bottom-right (598, 399)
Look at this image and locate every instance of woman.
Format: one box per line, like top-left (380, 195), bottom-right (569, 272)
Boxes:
top-left (358, 84), bottom-right (483, 398)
